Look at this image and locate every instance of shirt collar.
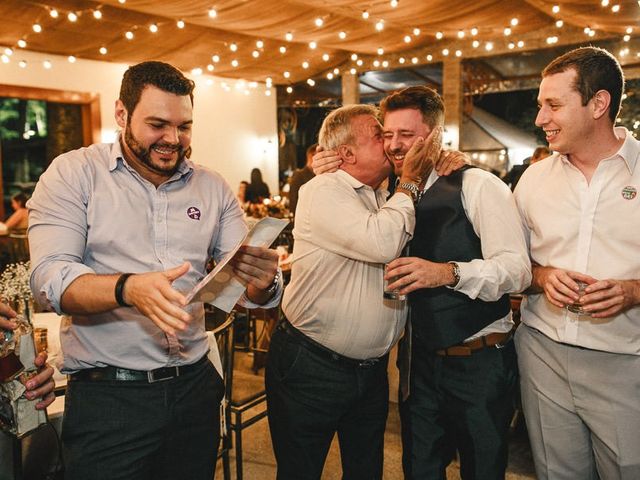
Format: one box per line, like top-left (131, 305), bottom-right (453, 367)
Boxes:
top-left (558, 126), bottom-right (638, 174)
top-left (613, 127), bottom-right (638, 174)
top-left (108, 132), bottom-right (194, 180)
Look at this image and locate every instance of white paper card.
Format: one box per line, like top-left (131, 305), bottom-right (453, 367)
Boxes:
top-left (186, 217), bottom-right (289, 312)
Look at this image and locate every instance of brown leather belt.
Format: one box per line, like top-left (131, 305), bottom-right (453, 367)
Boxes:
top-left (435, 329), bottom-right (514, 357)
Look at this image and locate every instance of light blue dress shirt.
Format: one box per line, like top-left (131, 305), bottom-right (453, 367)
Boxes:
top-left (28, 136), bottom-right (280, 373)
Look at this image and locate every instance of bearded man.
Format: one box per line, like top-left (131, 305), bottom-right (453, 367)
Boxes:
top-left (28, 61), bottom-right (282, 480)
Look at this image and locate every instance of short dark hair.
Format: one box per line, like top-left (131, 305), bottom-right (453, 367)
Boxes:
top-left (542, 46), bottom-right (624, 123)
top-left (380, 86), bottom-right (444, 128)
top-left (12, 192), bottom-right (28, 208)
top-left (119, 61), bottom-right (195, 115)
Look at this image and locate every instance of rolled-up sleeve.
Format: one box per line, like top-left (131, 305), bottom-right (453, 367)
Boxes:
top-left (455, 169), bottom-right (531, 301)
top-left (28, 154), bottom-right (95, 314)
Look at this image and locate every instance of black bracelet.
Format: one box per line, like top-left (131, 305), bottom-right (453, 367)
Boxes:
top-left (115, 273), bottom-right (134, 307)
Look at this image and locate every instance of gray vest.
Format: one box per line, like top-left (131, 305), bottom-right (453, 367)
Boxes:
top-left (409, 168), bottom-right (511, 350)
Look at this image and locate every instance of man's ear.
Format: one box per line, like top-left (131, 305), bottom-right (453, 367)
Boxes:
top-left (591, 90), bottom-right (611, 121)
top-left (115, 99), bottom-right (127, 129)
top-left (338, 144), bottom-right (356, 164)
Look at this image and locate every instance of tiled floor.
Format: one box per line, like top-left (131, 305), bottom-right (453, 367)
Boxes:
top-left (215, 351), bottom-right (536, 480)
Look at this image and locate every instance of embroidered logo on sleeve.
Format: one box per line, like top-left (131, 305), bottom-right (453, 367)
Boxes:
top-left (187, 206), bottom-right (201, 220)
top-left (621, 186), bottom-right (637, 200)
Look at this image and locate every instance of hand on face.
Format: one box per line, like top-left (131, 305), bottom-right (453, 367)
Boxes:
top-left (400, 126), bottom-right (442, 184)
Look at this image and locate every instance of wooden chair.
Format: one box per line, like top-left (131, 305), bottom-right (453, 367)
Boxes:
top-left (7, 233), bottom-right (29, 264)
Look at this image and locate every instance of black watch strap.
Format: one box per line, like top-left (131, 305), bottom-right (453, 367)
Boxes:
top-left (115, 273), bottom-right (134, 307)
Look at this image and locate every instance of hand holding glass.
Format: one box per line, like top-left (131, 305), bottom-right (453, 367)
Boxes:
top-left (383, 263), bottom-right (406, 301)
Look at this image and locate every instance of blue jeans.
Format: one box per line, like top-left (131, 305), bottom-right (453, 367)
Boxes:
top-left (62, 359), bottom-right (224, 480)
top-left (266, 326), bottom-right (389, 480)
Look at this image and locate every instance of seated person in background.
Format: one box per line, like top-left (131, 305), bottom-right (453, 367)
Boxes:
top-left (0, 193), bottom-right (29, 234)
top-left (288, 143), bottom-right (316, 216)
top-left (246, 167), bottom-right (271, 203)
top-left (504, 146), bottom-right (552, 191)
top-left (237, 180), bottom-right (249, 206)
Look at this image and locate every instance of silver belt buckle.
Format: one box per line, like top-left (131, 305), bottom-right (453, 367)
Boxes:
top-left (147, 366), bottom-right (179, 383)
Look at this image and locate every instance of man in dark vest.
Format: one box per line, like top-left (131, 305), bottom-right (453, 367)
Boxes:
top-left (382, 86), bottom-right (531, 479)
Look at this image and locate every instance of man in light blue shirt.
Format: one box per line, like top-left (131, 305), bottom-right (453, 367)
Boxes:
top-left (28, 61), bottom-right (281, 480)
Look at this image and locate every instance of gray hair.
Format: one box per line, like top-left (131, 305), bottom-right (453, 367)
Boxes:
top-left (318, 104), bottom-right (380, 150)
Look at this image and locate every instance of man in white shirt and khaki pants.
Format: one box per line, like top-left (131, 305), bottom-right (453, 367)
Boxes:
top-left (515, 46), bottom-right (640, 480)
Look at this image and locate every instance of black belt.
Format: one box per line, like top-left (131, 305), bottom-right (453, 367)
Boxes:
top-left (70, 355), bottom-right (209, 384)
top-left (278, 320), bottom-right (385, 368)
top-left (435, 329), bottom-right (514, 357)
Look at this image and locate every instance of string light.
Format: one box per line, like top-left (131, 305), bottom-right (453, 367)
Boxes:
top-left (472, 40), bottom-right (480, 48)
top-left (149, 23), bottom-right (158, 33)
top-left (327, 72), bottom-right (334, 79)
top-left (377, 47), bottom-right (384, 55)
top-left (504, 27), bottom-right (511, 36)
top-left (399, 57), bottom-right (405, 64)
top-left (49, 8), bottom-right (58, 18)
top-left (470, 27), bottom-right (478, 36)
top-left (611, 4), bottom-right (620, 12)
top-left (442, 48), bottom-right (449, 56)
top-left (375, 20), bottom-right (384, 31)
top-left (67, 12), bottom-right (78, 22)
top-left (4, 48), bottom-right (12, 56)
top-left (19, 60), bottom-right (27, 68)
top-left (307, 79), bottom-right (315, 86)
top-left (93, 10), bottom-right (102, 20)
top-left (309, 41), bottom-right (317, 49)
top-left (351, 53), bottom-right (358, 61)
top-left (435, 31), bottom-right (444, 40)
top-left (350, 67), bottom-right (357, 75)
top-left (17, 40), bottom-right (26, 48)
top-left (43, 60), bottom-right (52, 69)
top-left (390, 0), bottom-right (399, 7)
top-left (177, 20), bottom-right (185, 29)
top-left (339, 31), bottom-right (347, 39)
top-left (457, 30), bottom-right (465, 38)
top-left (99, 46), bottom-right (108, 55)
top-left (404, 35), bottom-right (411, 43)
top-left (286, 86), bottom-right (293, 94)
top-left (252, 50), bottom-right (260, 58)
top-left (455, 50), bottom-right (462, 57)
top-left (208, 8), bottom-right (217, 18)
top-left (556, 20), bottom-right (563, 27)
top-left (283, 71), bottom-right (290, 78)
top-left (485, 42), bottom-right (494, 51)
top-left (601, 0), bottom-right (609, 5)
top-left (413, 28), bottom-right (420, 36)
top-left (411, 57), bottom-right (418, 64)
top-left (32, 23), bottom-right (42, 33)
top-left (1, 55), bottom-right (9, 64)
top-left (229, 43), bottom-right (238, 52)
top-left (207, 64), bottom-right (214, 71)
top-left (426, 54), bottom-right (433, 61)
top-left (279, 46), bottom-right (286, 53)
top-left (510, 18), bottom-right (518, 26)
top-left (256, 40), bottom-right (264, 48)
top-left (382, 60), bottom-right (389, 68)
top-left (314, 17), bottom-right (323, 27)
top-left (285, 32), bottom-right (293, 41)
top-left (322, 53), bottom-right (330, 61)
top-left (373, 59), bottom-right (380, 67)
top-left (231, 59), bottom-right (239, 67)
top-left (552, 5), bottom-right (560, 13)
top-left (517, 40), bottom-right (525, 48)
top-left (125, 31), bottom-right (134, 40)
top-left (212, 54), bottom-right (220, 63)
top-left (356, 59), bottom-right (363, 66)
top-left (68, 55), bottom-right (76, 63)
top-left (362, 11), bottom-right (369, 20)
top-left (302, 61), bottom-right (309, 69)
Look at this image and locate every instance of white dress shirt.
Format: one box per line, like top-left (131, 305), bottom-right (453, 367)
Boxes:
top-left (282, 170), bottom-right (414, 359)
top-left (515, 127), bottom-right (640, 354)
top-left (421, 168), bottom-right (531, 339)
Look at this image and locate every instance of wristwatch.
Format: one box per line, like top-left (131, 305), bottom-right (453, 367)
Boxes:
top-left (265, 270), bottom-right (281, 299)
top-left (448, 262), bottom-right (460, 287)
top-left (397, 182), bottom-right (420, 202)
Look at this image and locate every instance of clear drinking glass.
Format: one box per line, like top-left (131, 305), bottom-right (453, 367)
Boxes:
top-left (567, 281), bottom-right (587, 314)
top-left (383, 263), bottom-right (406, 301)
